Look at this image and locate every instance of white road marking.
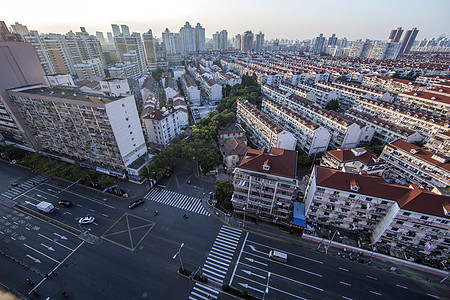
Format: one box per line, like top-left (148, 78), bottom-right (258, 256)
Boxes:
top-left (24, 243), bottom-right (60, 263)
top-left (366, 275), bottom-right (377, 280)
top-left (229, 232), bottom-right (249, 285)
top-left (342, 296), bottom-right (353, 300)
top-left (38, 233), bottom-right (73, 251)
top-left (340, 281), bottom-right (351, 286)
top-left (76, 204), bottom-right (83, 207)
top-left (40, 243), bottom-right (55, 251)
top-left (104, 204), bottom-right (115, 209)
top-left (242, 269), bottom-right (266, 279)
top-left (102, 214), bottom-right (108, 217)
top-left (338, 267), bottom-right (349, 272)
top-left (248, 245), bottom-right (267, 255)
top-left (36, 194), bottom-right (47, 199)
top-left (247, 240), bottom-right (323, 264)
top-left (369, 291), bottom-right (382, 296)
top-left (396, 284), bottom-right (408, 289)
top-left (426, 294), bottom-right (440, 299)
top-left (244, 257), bottom-right (268, 266)
top-left (11, 236), bottom-right (16, 240)
top-left (238, 283), bottom-right (264, 294)
top-left (26, 254), bottom-right (41, 264)
top-left (53, 233), bottom-right (68, 240)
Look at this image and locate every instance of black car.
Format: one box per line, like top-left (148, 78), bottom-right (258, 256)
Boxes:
top-left (128, 199), bottom-right (145, 209)
top-left (58, 200), bottom-right (73, 208)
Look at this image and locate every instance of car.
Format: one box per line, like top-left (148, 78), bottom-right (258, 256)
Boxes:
top-left (78, 216), bottom-right (95, 224)
top-left (128, 198), bottom-right (145, 209)
top-left (58, 200), bottom-right (73, 208)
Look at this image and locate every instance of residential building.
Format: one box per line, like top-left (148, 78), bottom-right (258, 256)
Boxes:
top-left (349, 39), bottom-right (372, 58)
top-left (321, 147), bottom-right (385, 176)
top-left (162, 28), bottom-right (182, 55)
top-left (114, 32), bottom-right (147, 76)
top-left (237, 98), bottom-right (297, 151)
top-left (345, 109), bottom-right (423, 144)
top-left (44, 74), bottom-right (75, 87)
top-left (8, 85), bottom-right (147, 170)
top-left (399, 27), bottom-right (419, 55)
top-left (241, 31), bottom-right (254, 52)
top-left (362, 75), bottom-right (426, 93)
top-left (353, 97), bottom-right (449, 140)
top-left (254, 32), bottom-right (264, 52)
top-left (111, 24), bottom-right (121, 37)
top-left (163, 76), bottom-right (178, 102)
top-left (218, 123), bottom-right (247, 173)
top-left (181, 74), bottom-right (200, 105)
top-left (141, 104), bottom-right (183, 147)
top-left (121, 25), bottom-right (130, 37)
top-left (142, 30), bottom-right (157, 70)
top-left (200, 77), bottom-right (222, 103)
top-left (95, 31), bottom-right (105, 44)
top-left (100, 78), bottom-right (131, 97)
top-left (380, 139), bottom-right (450, 190)
top-left (74, 58), bottom-right (105, 79)
top-left (21, 30), bottom-right (56, 75)
top-left (180, 22), bottom-right (196, 53)
top-left (416, 75), bottom-right (450, 87)
top-left (234, 34), bottom-right (241, 50)
top-left (194, 23), bottom-right (206, 52)
top-left (312, 34), bottom-right (326, 54)
top-left (388, 27), bottom-right (403, 42)
top-left (107, 63), bottom-right (139, 80)
top-left (425, 132), bottom-right (450, 159)
top-left (262, 98), bottom-right (331, 155)
top-left (0, 21), bottom-right (45, 147)
top-left (328, 34), bottom-right (338, 46)
top-left (397, 90), bottom-right (450, 118)
top-left (232, 147), bottom-right (299, 225)
top-left (304, 166), bottom-right (450, 260)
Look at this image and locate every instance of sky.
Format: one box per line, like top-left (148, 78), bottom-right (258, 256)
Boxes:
top-left (3, 0), bottom-right (449, 41)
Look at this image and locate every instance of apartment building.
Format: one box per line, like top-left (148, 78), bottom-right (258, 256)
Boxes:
top-left (218, 123), bottom-right (247, 172)
top-left (354, 97), bottom-right (449, 140)
top-left (304, 166), bottom-right (449, 260)
top-left (74, 58), bottom-right (105, 79)
top-left (237, 99), bottom-right (297, 151)
top-left (362, 75), bottom-right (426, 93)
top-left (7, 85), bottom-right (147, 170)
top-left (262, 98), bottom-right (331, 155)
top-left (218, 73), bottom-right (241, 87)
top-left (114, 33), bottom-right (147, 76)
top-left (44, 74), bottom-right (75, 87)
top-left (141, 104), bottom-right (183, 147)
top-left (181, 73), bottom-right (200, 105)
top-left (100, 78), bottom-right (130, 97)
top-left (273, 94), bottom-right (373, 148)
top-left (163, 76), bottom-right (178, 102)
top-left (380, 139), bottom-right (450, 190)
top-left (345, 109), bottom-right (423, 144)
top-left (397, 90), bottom-right (450, 118)
top-left (321, 147), bottom-right (385, 176)
top-left (107, 63), bottom-right (139, 80)
top-left (200, 77), bottom-right (222, 103)
top-left (425, 132), bottom-right (450, 159)
top-left (232, 147), bottom-right (299, 225)
top-left (265, 83), bottom-right (317, 103)
top-left (416, 75), bottom-right (450, 87)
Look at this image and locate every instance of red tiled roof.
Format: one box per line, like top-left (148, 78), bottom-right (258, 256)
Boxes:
top-left (239, 147), bottom-right (297, 179)
top-left (326, 148), bottom-right (384, 166)
top-left (401, 90), bottom-right (450, 105)
top-left (315, 166), bottom-right (450, 218)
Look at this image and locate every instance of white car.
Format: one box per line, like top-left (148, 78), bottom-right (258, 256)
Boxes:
top-left (78, 216), bottom-right (95, 224)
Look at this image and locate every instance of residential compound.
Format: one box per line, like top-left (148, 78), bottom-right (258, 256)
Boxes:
top-left (380, 139), bottom-right (450, 191)
top-left (237, 99), bottom-right (297, 151)
top-left (7, 84), bottom-right (147, 173)
top-left (232, 147), bottom-right (299, 225)
top-left (304, 166), bottom-right (449, 261)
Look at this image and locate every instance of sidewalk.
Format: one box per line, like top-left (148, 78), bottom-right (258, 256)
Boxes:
top-left (204, 201), bottom-right (450, 288)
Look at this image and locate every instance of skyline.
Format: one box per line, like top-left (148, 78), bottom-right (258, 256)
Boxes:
top-left (3, 0), bottom-right (450, 41)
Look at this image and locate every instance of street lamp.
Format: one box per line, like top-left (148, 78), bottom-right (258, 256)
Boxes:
top-left (262, 272), bottom-right (271, 300)
top-left (326, 230), bottom-right (340, 255)
top-left (173, 242), bottom-right (185, 271)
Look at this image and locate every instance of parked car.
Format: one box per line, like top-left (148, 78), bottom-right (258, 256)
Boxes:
top-left (78, 216), bottom-right (95, 224)
top-left (128, 199), bottom-right (145, 209)
top-left (58, 200), bottom-right (73, 208)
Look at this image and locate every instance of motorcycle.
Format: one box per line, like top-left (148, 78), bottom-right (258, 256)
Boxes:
top-left (154, 211), bottom-right (158, 216)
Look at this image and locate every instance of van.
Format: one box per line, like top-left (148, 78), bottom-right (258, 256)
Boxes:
top-left (268, 250), bottom-right (288, 263)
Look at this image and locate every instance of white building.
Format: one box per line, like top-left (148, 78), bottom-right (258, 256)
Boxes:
top-left (141, 105), bottom-right (183, 147)
top-left (74, 58), bottom-right (105, 79)
top-left (100, 78), bottom-right (131, 97)
top-left (201, 76), bottom-right (222, 103)
top-left (44, 74), bottom-right (75, 87)
top-left (181, 74), bottom-right (200, 105)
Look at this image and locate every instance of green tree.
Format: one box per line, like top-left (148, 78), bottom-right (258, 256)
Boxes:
top-left (213, 60), bottom-right (222, 68)
top-left (152, 68), bottom-right (164, 82)
top-left (214, 178), bottom-right (234, 202)
top-left (98, 175), bottom-right (115, 190)
top-left (326, 99), bottom-right (340, 111)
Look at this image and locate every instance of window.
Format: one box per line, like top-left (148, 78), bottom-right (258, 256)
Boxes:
top-left (391, 227), bottom-right (398, 231)
top-left (122, 103), bottom-right (125, 107)
top-left (126, 117), bottom-right (129, 121)
top-left (403, 212), bottom-right (411, 216)
top-left (420, 216), bottom-right (429, 220)
top-left (381, 201), bottom-right (388, 205)
top-left (349, 194), bottom-right (356, 199)
top-left (130, 132), bottom-right (133, 134)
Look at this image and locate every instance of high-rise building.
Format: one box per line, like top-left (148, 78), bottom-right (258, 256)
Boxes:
top-left (194, 23), bottom-right (205, 52)
top-left (111, 24), bottom-right (121, 37)
top-left (10, 22), bottom-right (29, 38)
top-left (106, 32), bottom-right (113, 44)
top-left (65, 29), bottom-right (105, 67)
top-left (121, 25), bottom-right (130, 36)
top-left (114, 32), bottom-right (147, 76)
top-left (388, 27), bottom-right (403, 42)
top-left (234, 34), bottom-right (241, 50)
top-left (399, 27), bottom-right (419, 54)
top-left (22, 30), bottom-right (56, 75)
top-left (349, 39), bottom-right (372, 58)
top-left (368, 41), bottom-right (400, 60)
top-left (0, 21), bottom-right (45, 147)
top-left (180, 22), bottom-right (196, 53)
top-left (241, 31), bottom-right (254, 52)
top-left (212, 32), bottom-right (220, 50)
top-left (213, 30), bottom-right (228, 50)
top-left (312, 33), bottom-right (326, 54)
top-left (327, 34), bottom-right (337, 46)
top-left (254, 31), bottom-right (264, 52)
top-left (162, 28), bottom-right (182, 55)
top-left (143, 29), bottom-right (157, 67)
top-left (96, 31), bottom-right (105, 44)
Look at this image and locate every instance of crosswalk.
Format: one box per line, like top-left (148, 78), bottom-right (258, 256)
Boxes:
top-left (144, 188), bottom-right (210, 216)
top-left (189, 225), bottom-right (242, 300)
top-left (1, 175), bottom-right (48, 200)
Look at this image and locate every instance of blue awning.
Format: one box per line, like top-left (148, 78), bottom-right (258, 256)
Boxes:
top-left (293, 202), bottom-right (306, 228)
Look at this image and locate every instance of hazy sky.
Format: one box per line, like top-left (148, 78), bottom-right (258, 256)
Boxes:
top-left (3, 0), bottom-right (449, 40)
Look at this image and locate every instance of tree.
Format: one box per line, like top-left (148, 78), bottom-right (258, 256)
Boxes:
top-left (214, 178), bottom-right (234, 202)
top-left (213, 60), bottom-right (222, 69)
top-left (152, 68), bottom-right (164, 82)
top-left (326, 99), bottom-right (340, 111)
top-left (98, 175), bottom-right (115, 190)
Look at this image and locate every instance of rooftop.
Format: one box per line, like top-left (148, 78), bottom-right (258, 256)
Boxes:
top-left (239, 147), bottom-right (297, 179)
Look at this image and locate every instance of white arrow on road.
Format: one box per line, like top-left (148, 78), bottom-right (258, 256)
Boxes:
top-left (36, 194), bottom-right (47, 199)
top-left (26, 254), bottom-right (41, 264)
top-left (238, 283), bottom-right (264, 294)
top-left (244, 258), bottom-right (268, 266)
top-left (40, 243), bottom-right (55, 251)
top-left (242, 269), bottom-right (266, 279)
top-left (248, 245), bottom-right (267, 255)
top-left (54, 233), bottom-right (68, 240)
top-left (25, 201), bottom-right (36, 207)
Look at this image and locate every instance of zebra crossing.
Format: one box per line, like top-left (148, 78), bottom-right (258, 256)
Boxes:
top-left (1, 175), bottom-right (48, 200)
top-left (144, 188), bottom-right (210, 216)
top-left (189, 225), bottom-right (242, 300)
